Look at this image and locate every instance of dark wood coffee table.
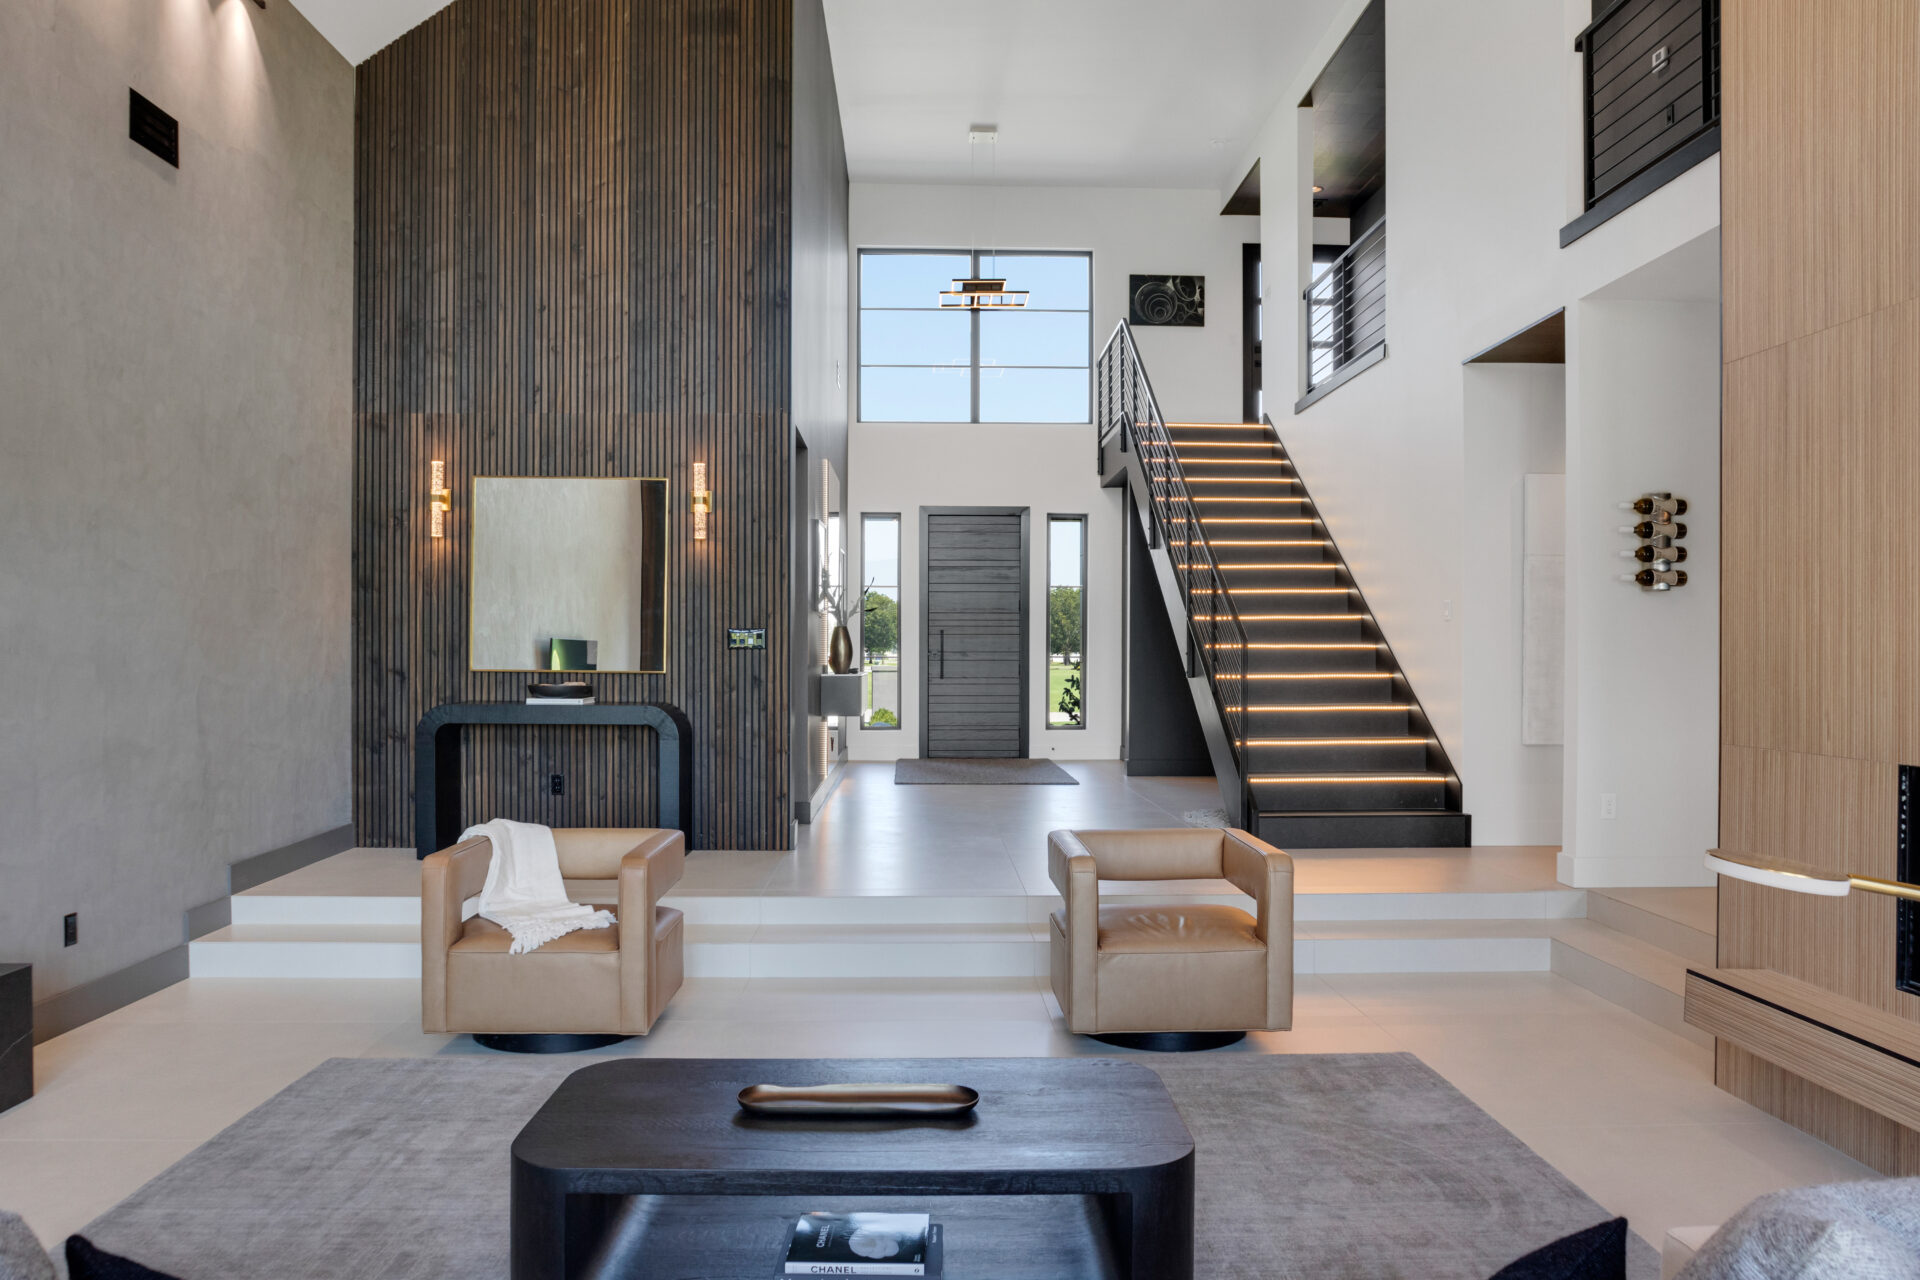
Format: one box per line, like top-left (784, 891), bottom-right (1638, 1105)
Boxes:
top-left (510, 1057), bottom-right (1194, 1279)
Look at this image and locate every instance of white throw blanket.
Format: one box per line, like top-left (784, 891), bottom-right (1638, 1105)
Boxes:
top-left (461, 819), bottom-right (615, 955)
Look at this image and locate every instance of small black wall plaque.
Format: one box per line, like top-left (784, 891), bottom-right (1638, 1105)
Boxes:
top-left (129, 89), bottom-right (179, 168)
top-left (1129, 274), bottom-right (1204, 327)
top-left (728, 628), bottom-right (767, 650)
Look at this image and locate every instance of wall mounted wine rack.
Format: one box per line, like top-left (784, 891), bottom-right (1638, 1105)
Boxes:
top-left (1617, 491), bottom-right (1689, 591)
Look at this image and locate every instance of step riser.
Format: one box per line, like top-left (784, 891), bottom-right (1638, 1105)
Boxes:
top-left (1256, 812), bottom-right (1472, 848)
top-left (1550, 940), bottom-right (1711, 1046)
top-left (1226, 678), bottom-right (1395, 705)
top-left (1301, 936), bottom-right (1549, 975)
top-left (1242, 708), bottom-right (1413, 735)
top-left (1584, 894), bottom-right (1716, 967)
top-left (186, 934), bottom-right (1560, 980)
top-left (232, 896), bottom-right (421, 927)
top-left (1254, 780), bottom-right (1450, 810)
top-left (1206, 548), bottom-right (1334, 567)
top-left (217, 889), bottom-right (1591, 930)
top-left (1243, 741), bottom-right (1430, 771)
top-left (1216, 569), bottom-right (1352, 590)
top-left (1239, 647), bottom-right (1384, 673)
top-left (189, 939), bottom-right (422, 979)
top-left (228, 895), bottom-right (1043, 929)
top-left (1238, 620), bottom-right (1369, 643)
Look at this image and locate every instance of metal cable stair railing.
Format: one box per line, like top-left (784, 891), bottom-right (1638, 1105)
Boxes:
top-left (1095, 320), bottom-right (1253, 821)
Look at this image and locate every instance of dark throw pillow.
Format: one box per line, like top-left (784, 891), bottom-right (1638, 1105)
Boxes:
top-left (1489, 1217), bottom-right (1629, 1280)
top-left (62, 1237), bottom-right (182, 1280)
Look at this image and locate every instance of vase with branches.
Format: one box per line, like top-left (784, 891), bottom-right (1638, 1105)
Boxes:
top-left (820, 579), bottom-right (866, 675)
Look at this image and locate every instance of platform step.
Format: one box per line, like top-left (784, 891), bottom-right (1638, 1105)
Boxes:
top-left (193, 893), bottom-right (1590, 980)
top-left (1549, 917), bottom-right (1709, 1045)
top-left (1583, 888), bottom-right (1716, 967)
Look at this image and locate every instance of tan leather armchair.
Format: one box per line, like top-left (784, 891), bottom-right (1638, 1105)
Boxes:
top-left (421, 828), bottom-right (685, 1049)
top-left (1048, 828), bottom-right (1293, 1048)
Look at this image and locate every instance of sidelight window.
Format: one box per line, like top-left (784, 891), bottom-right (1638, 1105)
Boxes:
top-left (860, 514), bottom-right (902, 729)
top-left (858, 250), bottom-right (1092, 424)
top-left (1047, 515), bottom-right (1086, 729)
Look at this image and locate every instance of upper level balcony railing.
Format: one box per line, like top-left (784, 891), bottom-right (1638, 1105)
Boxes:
top-left (1300, 218), bottom-right (1385, 405)
top-left (1564, 0), bottom-right (1720, 244)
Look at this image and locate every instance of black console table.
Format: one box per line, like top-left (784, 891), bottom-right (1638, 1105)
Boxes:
top-left (414, 702), bottom-right (694, 858)
top-left (0, 964), bottom-right (29, 1114)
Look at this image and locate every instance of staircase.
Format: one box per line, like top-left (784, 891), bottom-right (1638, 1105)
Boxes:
top-left (1097, 323), bottom-right (1469, 847)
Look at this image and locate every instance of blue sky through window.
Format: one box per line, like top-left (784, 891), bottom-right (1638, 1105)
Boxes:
top-left (859, 250), bottom-right (1090, 424)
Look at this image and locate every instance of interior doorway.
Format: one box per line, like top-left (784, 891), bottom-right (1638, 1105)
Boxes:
top-left (1242, 243), bottom-right (1262, 421)
top-left (919, 507), bottom-right (1029, 759)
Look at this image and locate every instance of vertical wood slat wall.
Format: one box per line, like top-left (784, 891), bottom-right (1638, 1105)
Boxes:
top-left (353, 0), bottom-right (794, 851)
top-left (1718, 0), bottom-right (1920, 1169)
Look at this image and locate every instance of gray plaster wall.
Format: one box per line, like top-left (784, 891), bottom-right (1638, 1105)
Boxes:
top-left (0, 0), bottom-right (353, 1001)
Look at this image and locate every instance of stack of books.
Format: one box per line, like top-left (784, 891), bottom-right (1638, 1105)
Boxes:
top-left (780, 1213), bottom-right (941, 1276)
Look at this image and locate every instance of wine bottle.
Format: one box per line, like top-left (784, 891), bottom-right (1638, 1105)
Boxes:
top-left (1630, 544), bottom-right (1687, 563)
top-left (1633, 568), bottom-right (1687, 589)
top-left (1630, 519), bottom-right (1686, 540)
top-left (1620, 496), bottom-right (1690, 517)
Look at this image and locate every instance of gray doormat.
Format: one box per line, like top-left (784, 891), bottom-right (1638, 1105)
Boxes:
top-left (79, 1054), bottom-right (1654, 1279)
top-left (894, 758), bottom-right (1078, 785)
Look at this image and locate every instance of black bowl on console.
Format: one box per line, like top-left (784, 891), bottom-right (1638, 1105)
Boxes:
top-left (527, 681), bottom-right (594, 699)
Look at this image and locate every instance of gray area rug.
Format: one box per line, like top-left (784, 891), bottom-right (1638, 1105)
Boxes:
top-left (893, 758), bottom-right (1078, 785)
top-left (81, 1054), bottom-right (1654, 1279)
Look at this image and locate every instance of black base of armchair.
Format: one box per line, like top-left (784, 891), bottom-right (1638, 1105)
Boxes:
top-left (473, 1033), bottom-right (634, 1054)
top-left (1091, 1030), bottom-right (1247, 1052)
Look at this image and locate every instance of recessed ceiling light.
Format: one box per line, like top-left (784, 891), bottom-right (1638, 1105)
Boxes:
top-left (1312, 185), bottom-right (1324, 193)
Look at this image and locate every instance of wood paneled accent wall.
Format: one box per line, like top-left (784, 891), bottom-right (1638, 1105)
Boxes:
top-left (1718, 0), bottom-right (1920, 1169)
top-left (353, 0), bottom-right (801, 850)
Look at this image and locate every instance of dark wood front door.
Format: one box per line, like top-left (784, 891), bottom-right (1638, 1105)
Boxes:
top-left (920, 508), bottom-right (1029, 759)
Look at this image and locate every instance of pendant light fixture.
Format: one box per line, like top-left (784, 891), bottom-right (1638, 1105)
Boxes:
top-left (940, 126), bottom-right (1028, 310)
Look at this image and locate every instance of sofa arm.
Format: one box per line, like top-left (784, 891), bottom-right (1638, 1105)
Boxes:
top-left (421, 836), bottom-right (492, 1033)
top-left (618, 831), bottom-right (686, 1031)
top-left (1047, 831), bottom-right (1100, 1029)
top-left (620, 830), bottom-right (686, 912)
top-left (1222, 829), bottom-right (1293, 1031)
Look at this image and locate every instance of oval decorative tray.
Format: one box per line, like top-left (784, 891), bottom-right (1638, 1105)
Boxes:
top-left (737, 1083), bottom-right (980, 1117)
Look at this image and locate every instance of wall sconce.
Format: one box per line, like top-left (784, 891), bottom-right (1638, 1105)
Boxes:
top-left (691, 462), bottom-right (712, 541)
top-left (429, 461), bottom-right (451, 539)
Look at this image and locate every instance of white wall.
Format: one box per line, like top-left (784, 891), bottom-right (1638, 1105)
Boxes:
top-left (1235, 0), bottom-right (1721, 878)
top-left (1462, 365), bottom-right (1565, 845)
top-left (1563, 280), bottom-right (1720, 886)
top-left (844, 183), bottom-right (1255, 761)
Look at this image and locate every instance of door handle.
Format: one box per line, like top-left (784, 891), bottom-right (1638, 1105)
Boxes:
top-left (939, 630), bottom-right (946, 679)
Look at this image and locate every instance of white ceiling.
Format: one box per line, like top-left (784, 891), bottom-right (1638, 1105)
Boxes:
top-left (822, 0), bottom-right (1346, 190)
top-left (291, 0), bottom-right (1348, 193)
top-left (289, 0), bottom-right (452, 66)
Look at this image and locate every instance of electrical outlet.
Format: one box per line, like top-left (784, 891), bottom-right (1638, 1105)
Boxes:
top-left (63, 913), bottom-right (77, 947)
top-left (549, 774), bottom-right (564, 796)
top-left (1441, 598), bottom-right (1453, 622)
top-left (1600, 793), bottom-right (1618, 820)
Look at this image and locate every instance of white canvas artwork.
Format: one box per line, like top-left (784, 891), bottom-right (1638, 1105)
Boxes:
top-left (1522, 473), bottom-right (1565, 746)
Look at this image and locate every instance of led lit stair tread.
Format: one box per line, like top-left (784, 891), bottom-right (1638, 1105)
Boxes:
top-left (1250, 770), bottom-right (1448, 783)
